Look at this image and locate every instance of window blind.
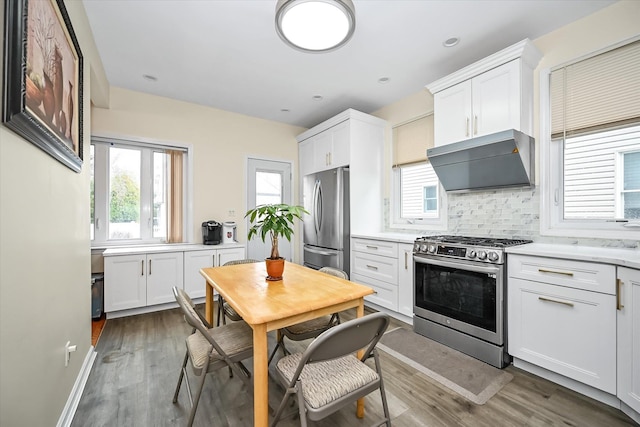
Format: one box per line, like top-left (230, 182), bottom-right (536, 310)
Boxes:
top-left (392, 114), bottom-right (434, 167)
top-left (551, 40), bottom-right (640, 138)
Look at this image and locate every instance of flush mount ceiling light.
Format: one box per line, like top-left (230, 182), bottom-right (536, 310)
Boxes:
top-left (275, 0), bottom-right (356, 53)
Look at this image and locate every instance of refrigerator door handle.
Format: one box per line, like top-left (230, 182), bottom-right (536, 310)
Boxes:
top-left (304, 246), bottom-right (338, 256)
top-left (315, 180), bottom-right (323, 235)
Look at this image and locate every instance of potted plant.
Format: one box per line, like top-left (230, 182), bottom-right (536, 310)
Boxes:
top-left (245, 203), bottom-right (308, 280)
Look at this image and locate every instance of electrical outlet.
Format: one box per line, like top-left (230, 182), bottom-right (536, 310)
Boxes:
top-left (228, 210), bottom-right (235, 217)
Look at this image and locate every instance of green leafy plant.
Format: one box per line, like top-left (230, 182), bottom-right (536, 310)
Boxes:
top-left (245, 204), bottom-right (308, 259)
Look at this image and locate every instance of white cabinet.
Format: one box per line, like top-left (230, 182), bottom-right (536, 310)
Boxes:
top-left (298, 109), bottom-right (386, 235)
top-left (183, 246), bottom-right (245, 298)
top-left (397, 243), bottom-right (414, 318)
top-left (105, 251), bottom-right (184, 312)
top-left (617, 267), bottom-right (640, 416)
top-left (427, 39), bottom-right (541, 146)
top-left (508, 254), bottom-right (617, 394)
top-left (299, 120), bottom-right (350, 176)
top-left (351, 238), bottom-right (399, 311)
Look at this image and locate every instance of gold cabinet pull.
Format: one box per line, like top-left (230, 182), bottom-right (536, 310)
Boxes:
top-left (538, 296), bottom-right (574, 307)
top-left (538, 268), bottom-right (574, 277)
top-left (466, 117), bottom-right (470, 137)
top-left (366, 245), bottom-right (378, 250)
top-left (617, 278), bottom-right (624, 310)
top-left (366, 264), bottom-right (379, 270)
top-left (474, 115), bottom-right (478, 135)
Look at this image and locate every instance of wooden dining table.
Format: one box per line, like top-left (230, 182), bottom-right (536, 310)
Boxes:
top-left (200, 261), bottom-right (374, 427)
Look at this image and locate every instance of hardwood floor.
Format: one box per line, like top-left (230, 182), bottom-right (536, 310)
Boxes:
top-left (72, 306), bottom-right (638, 427)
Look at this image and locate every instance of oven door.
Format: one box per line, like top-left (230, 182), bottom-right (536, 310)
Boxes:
top-left (414, 255), bottom-right (504, 345)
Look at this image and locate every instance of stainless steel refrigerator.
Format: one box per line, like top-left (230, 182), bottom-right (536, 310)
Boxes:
top-left (303, 167), bottom-right (350, 275)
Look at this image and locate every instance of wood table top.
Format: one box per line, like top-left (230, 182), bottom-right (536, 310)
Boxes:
top-left (200, 261), bottom-right (373, 326)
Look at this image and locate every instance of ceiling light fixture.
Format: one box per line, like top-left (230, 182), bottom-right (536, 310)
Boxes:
top-left (378, 77), bottom-right (390, 84)
top-left (312, 95), bottom-right (324, 101)
top-left (275, 0), bottom-right (356, 53)
top-left (443, 37), bottom-right (460, 48)
top-left (142, 74), bottom-right (158, 82)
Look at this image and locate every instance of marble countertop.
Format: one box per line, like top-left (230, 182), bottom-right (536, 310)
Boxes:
top-left (506, 243), bottom-right (640, 270)
top-left (350, 232), bottom-right (419, 244)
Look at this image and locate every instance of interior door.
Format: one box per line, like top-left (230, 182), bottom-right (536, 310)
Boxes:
top-left (246, 158), bottom-right (293, 261)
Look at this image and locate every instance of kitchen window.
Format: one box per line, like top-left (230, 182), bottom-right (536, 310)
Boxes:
top-left (391, 114), bottom-right (447, 229)
top-left (91, 137), bottom-right (191, 246)
top-left (541, 38), bottom-right (640, 239)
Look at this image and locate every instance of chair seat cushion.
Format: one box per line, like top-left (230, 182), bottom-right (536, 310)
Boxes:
top-left (284, 316), bottom-right (333, 336)
top-left (186, 321), bottom-right (253, 372)
top-left (276, 353), bottom-right (379, 409)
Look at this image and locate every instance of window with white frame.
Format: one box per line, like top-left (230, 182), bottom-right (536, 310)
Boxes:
top-left (543, 39), bottom-right (640, 239)
top-left (91, 137), bottom-right (189, 246)
top-left (392, 114), bottom-right (447, 228)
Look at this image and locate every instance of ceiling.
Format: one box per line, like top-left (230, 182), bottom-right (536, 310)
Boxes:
top-left (82, 0), bottom-right (615, 129)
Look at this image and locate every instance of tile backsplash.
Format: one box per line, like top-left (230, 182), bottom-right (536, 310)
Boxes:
top-left (386, 187), bottom-right (639, 249)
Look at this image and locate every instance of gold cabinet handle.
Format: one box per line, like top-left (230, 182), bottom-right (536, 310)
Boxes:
top-left (538, 268), bottom-right (574, 277)
top-left (617, 278), bottom-right (624, 310)
top-left (474, 115), bottom-right (478, 135)
top-left (466, 117), bottom-right (470, 137)
top-left (366, 245), bottom-right (378, 250)
top-left (538, 296), bottom-right (574, 307)
top-left (366, 264), bottom-right (379, 270)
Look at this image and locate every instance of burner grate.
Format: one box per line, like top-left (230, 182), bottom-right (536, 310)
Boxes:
top-left (416, 235), bottom-right (532, 248)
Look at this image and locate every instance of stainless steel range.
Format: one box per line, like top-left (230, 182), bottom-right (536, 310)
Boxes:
top-left (413, 235), bottom-right (532, 368)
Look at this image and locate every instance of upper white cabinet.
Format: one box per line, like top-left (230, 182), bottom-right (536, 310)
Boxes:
top-left (427, 39), bottom-right (541, 146)
top-left (298, 109), bottom-right (386, 234)
top-left (300, 120), bottom-right (350, 175)
top-left (617, 267), bottom-right (640, 418)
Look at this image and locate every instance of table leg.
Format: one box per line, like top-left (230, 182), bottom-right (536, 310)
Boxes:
top-left (253, 323), bottom-right (269, 427)
top-left (205, 282), bottom-right (214, 325)
top-left (356, 300), bottom-right (365, 418)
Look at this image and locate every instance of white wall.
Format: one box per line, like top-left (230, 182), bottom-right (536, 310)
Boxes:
top-left (0, 0), bottom-right (108, 424)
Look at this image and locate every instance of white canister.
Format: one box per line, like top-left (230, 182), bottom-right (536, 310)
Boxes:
top-left (222, 221), bottom-right (237, 244)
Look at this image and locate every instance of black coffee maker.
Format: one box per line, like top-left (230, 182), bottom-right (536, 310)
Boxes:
top-left (202, 220), bottom-right (222, 245)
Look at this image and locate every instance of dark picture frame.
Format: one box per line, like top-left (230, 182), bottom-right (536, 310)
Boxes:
top-left (2, 0), bottom-right (83, 173)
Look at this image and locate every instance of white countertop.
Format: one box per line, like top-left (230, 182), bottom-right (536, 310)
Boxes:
top-left (351, 232), bottom-right (419, 244)
top-left (506, 243), bottom-right (640, 270)
top-left (102, 242), bottom-right (244, 256)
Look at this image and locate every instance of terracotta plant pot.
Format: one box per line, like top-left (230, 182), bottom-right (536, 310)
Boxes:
top-left (265, 258), bottom-right (285, 281)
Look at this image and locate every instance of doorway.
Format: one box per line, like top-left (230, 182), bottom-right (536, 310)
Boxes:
top-left (246, 158), bottom-right (293, 261)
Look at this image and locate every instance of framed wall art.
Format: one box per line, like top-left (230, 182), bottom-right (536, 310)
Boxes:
top-left (2, 0), bottom-right (84, 172)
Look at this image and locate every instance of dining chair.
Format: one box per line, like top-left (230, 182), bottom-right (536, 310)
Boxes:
top-left (267, 267), bottom-right (348, 365)
top-left (172, 287), bottom-right (254, 427)
top-left (216, 259), bottom-right (261, 326)
top-left (270, 312), bottom-right (391, 427)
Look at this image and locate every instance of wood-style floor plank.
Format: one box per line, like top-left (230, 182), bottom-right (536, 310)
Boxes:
top-left (72, 306), bottom-right (638, 426)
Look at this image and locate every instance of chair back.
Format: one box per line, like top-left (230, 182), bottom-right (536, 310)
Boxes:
top-left (173, 287), bottom-right (208, 333)
top-left (223, 259), bottom-right (261, 266)
top-left (318, 266), bottom-right (349, 280)
top-left (302, 312), bottom-right (389, 365)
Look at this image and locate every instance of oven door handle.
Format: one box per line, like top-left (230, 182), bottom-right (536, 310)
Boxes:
top-left (414, 255), bottom-right (500, 274)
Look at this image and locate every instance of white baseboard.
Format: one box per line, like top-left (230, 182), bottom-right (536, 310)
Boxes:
top-left (56, 347), bottom-right (97, 427)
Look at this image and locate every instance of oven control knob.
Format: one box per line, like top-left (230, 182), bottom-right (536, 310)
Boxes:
top-left (467, 250), bottom-right (476, 259)
top-left (427, 244), bottom-right (437, 254)
top-left (420, 244), bottom-right (429, 253)
top-left (477, 250), bottom-right (487, 260)
top-left (488, 251), bottom-right (499, 262)
top-left (414, 243), bottom-right (421, 252)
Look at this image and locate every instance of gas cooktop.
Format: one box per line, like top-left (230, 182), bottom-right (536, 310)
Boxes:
top-left (413, 235), bottom-right (533, 264)
top-left (415, 235), bottom-right (533, 248)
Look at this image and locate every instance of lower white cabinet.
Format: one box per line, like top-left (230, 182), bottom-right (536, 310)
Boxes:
top-left (183, 247), bottom-right (245, 298)
top-left (508, 255), bottom-right (617, 394)
top-left (105, 251), bottom-right (184, 312)
top-left (104, 244), bottom-right (245, 314)
top-left (351, 238), bottom-right (399, 311)
top-left (617, 267), bottom-right (640, 415)
top-left (397, 243), bottom-right (414, 317)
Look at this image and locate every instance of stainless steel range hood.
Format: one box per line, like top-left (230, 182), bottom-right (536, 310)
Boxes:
top-left (427, 129), bottom-right (535, 192)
